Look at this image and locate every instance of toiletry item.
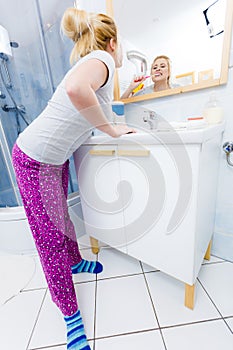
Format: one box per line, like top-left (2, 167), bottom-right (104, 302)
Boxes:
top-left (112, 101), bottom-right (125, 124)
top-left (132, 76), bottom-right (150, 95)
top-left (203, 93), bottom-right (223, 124)
top-left (132, 83), bottom-right (144, 94)
top-left (186, 117), bottom-right (207, 129)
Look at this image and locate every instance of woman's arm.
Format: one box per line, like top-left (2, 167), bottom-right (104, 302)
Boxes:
top-left (65, 58), bottom-right (134, 137)
top-left (120, 75), bottom-right (147, 99)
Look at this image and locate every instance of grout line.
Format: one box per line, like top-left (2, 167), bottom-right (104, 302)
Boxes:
top-left (26, 289), bottom-right (48, 350)
top-left (93, 327), bottom-right (161, 341)
top-left (223, 318), bottom-right (233, 334)
top-left (210, 254), bottom-right (233, 264)
top-left (223, 316), bottom-right (233, 334)
top-left (202, 260), bottom-right (227, 266)
top-left (197, 278), bottom-right (233, 333)
top-left (93, 317), bottom-right (228, 342)
top-left (30, 344), bottom-right (66, 350)
top-left (96, 271), bottom-right (145, 282)
top-left (197, 278), bottom-right (223, 315)
top-left (73, 279), bottom-right (96, 286)
top-left (141, 261), bottom-right (168, 350)
top-left (21, 287), bottom-right (47, 293)
top-left (139, 260), bottom-right (144, 273)
top-left (159, 316), bottom-right (230, 330)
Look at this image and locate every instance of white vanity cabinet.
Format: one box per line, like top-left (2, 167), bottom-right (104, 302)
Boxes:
top-left (74, 144), bottom-right (127, 253)
top-left (74, 123), bottom-right (224, 308)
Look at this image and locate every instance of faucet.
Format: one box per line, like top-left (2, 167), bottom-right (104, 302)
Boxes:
top-left (223, 141), bottom-right (233, 167)
top-left (143, 110), bottom-right (159, 130)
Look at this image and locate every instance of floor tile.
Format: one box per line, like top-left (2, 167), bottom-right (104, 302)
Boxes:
top-left (23, 255), bottom-right (47, 291)
top-left (202, 254), bottom-right (225, 264)
top-left (0, 254), bottom-right (35, 305)
top-left (198, 262), bottom-right (233, 316)
top-left (0, 289), bottom-right (45, 350)
top-left (97, 247), bottom-right (142, 279)
top-left (141, 261), bottom-right (158, 273)
top-left (29, 281), bottom-right (95, 349)
top-left (39, 346), bottom-right (66, 350)
top-left (95, 274), bottom-right (158, 338)
top-left (78, 234), bottom-right (93, 250)
top-left (225, 317), bottom-right (233, 332)
top-left (145, 271), bottom-right (220, 327)
top-left (162, 319), bottom-right (233, 350)
top-left (40, 341), bottom-right (94, 350)
top-left (95, 329), bottom-right (165, 350)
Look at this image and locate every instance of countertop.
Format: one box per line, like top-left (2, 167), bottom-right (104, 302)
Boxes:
top-left (83, 122), bottom-right (225, 146)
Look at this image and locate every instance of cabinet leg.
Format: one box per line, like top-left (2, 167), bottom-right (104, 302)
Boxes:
top-left (90, 237), bottom-right (99, 254)
top-left (204, 239), bottom-right (212, 261)
top-left (184, 283), bottom-right (195, 310)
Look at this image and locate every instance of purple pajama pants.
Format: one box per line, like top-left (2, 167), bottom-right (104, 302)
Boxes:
top-left (12, 143), bottom-right (82, 316)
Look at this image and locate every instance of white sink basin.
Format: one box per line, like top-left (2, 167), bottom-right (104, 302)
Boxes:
top-left (84, 122), bottom-right (225, 145)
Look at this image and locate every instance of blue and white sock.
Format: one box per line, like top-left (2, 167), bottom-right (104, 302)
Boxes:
top-left (71, 259), bottom-right (103, 274)
top-left (64, 310), bottom-right (91, 350)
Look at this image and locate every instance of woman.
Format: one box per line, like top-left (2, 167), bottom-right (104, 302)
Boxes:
top-left (122, 55), bottom-right (173, 98)
top-left (12, 6), bottom-right (134, 350)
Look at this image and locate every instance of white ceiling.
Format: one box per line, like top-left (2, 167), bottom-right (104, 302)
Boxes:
top-left (112, 0), bottom-right (222, 51)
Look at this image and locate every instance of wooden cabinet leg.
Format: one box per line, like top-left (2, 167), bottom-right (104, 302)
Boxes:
top-left (204, 239), bottom-right (212, 261)
top-left (90, 237), bottom-right (99, 254)
top-left (184, 283), bottom-right (195, 309)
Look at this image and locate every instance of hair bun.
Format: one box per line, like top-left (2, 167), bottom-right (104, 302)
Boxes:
top-left (61, 7), bottom-right (88, 42)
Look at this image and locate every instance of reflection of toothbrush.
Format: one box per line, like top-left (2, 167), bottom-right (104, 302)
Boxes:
top-left (132, 76), bottom-right (150, 94)
top-left (132, 83), bottom-right (144, 94)
top-left (134, 75), bottom-right (150, 82)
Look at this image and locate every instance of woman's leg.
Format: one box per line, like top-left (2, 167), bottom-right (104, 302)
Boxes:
top-left (61, 160), bottom-right (83, 266)
top-left (12, 145), bottom-right (92, 349)
top-left (12, 144), bottom-right (78, 315)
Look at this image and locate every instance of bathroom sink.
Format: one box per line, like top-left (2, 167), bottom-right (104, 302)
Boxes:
top-left (84, 122), bottom-right (225, 146)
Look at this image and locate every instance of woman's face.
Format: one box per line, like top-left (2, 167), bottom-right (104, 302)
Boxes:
top-left (109, 38), bottom-right (123, 68)
top-left (151, 58), bottom-right (170, 84)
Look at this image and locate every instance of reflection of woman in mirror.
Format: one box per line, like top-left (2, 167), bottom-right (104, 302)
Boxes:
top-left (121, 55), bottom-right (176, 98)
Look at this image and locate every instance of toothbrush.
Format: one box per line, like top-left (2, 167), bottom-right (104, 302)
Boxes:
top-left (132, 76), bottom-right (151, 94)
top-left (134, 75), bottom-right (150, 82)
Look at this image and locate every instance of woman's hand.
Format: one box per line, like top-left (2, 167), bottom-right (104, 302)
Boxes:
top-left (130, 75), bottom-right (147, 90)
top-left (110, 123), bottom-right (137, 138)
top-left (121, 75), bottom-right (149, 99)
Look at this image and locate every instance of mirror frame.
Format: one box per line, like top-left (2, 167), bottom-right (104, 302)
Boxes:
top-left (106, 0), bottom-right (233, 103)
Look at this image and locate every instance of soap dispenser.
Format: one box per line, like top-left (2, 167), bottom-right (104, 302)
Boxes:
top-left (111, 101), bottom-right (126, 124)
top-left (203, 92), bottom-right (223, 124)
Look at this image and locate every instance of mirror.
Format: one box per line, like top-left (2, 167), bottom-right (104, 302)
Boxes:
top-left (106, 0), bottom-right (233, 103)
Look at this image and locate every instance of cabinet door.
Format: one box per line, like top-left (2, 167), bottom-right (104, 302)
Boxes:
top-left (119, 144), bottom-right (198, 284)
top-left (117, 144), bottom-right (166, 250)
top-left (74, 145), bottom-right (127, 252)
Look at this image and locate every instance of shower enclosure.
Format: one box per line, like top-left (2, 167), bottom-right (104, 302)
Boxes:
top-left (0, 0), bottom-right (85, 253)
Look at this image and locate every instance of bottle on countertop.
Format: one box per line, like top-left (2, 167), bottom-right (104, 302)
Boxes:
top-left (111, 101), bottom-right (126, 124)
top-left (203, 92), bottom-right (223, 124)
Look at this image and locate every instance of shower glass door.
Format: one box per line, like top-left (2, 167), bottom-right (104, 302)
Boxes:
top-left (0, 0), bottom-right (78, 207)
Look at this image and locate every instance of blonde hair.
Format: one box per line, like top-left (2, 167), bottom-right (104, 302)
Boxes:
top-left (151, 55), bottom-right (171, 87)
top-left (61, 7), bottom-right (118, 64)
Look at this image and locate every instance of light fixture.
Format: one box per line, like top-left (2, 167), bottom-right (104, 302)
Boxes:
top-left (203, 0), bottom-right (225, 38)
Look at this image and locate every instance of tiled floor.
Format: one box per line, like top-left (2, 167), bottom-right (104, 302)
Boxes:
top-left (0, 236), bottom-right (232, 350)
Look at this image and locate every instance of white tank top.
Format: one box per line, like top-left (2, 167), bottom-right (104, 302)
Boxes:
top-left (17, 50), bottom-right (115, 165)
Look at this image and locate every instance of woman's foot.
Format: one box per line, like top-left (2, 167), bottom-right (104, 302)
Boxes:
top-left (71, 259), bottom-right (103, 274)
top-left (64, 310), bottom-right (91, 350)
